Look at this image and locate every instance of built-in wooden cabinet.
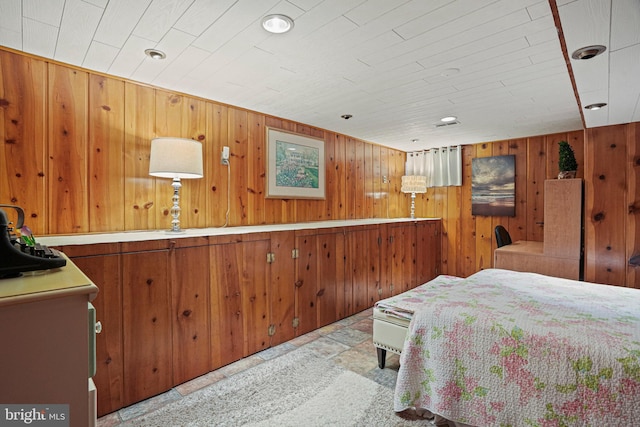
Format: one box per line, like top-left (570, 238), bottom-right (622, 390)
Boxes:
top-left (171, 238), bottom-right (211, 385)
top-left (494, 179), bottom-right (583, 280)
top-left (121, 243), bottom-right (172, 407)
top-left (68, 247), bottom-right (123, 417)
top-left (54, 219), bottom-right (440, 416)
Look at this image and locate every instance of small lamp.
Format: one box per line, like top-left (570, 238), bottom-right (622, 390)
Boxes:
top-left (401, 175), bottom-right (427, 219)
top-left (149, 137), bottom-right (203, 233)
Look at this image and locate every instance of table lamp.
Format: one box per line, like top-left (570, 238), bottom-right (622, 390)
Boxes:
top-left (149, 137), bottom-right (203, 233)
top-left (401, 175), bottom-right (427, 219)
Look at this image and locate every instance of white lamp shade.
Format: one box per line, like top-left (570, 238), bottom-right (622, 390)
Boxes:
top-left (149, 137), bottom-right (203, 179)
top-left (401, 175), bottom-right (428, 193)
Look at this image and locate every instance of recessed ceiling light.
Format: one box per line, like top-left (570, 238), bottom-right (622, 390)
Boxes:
top-left (144, 49), bottom-right (166, 60)
top-left (584, 103), bottom-right (607, 110)
top-left (341, 114), bottom-right (353, 120)
top-left (262, 14), bottom-right (294, 34)
top-left (571, 45), bottom-right (606, 60)
top-left (411, 139), bottom-right (419, 143)
top-left (440, 116), bottom-right (457, 123)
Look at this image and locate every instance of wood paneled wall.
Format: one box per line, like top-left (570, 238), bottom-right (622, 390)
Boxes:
top-left (416, 125), bottom-right (639, 289)
top-left (0, 49), bottom-right (408, 234)
top-left (1, 48), bottom-right (638, 288)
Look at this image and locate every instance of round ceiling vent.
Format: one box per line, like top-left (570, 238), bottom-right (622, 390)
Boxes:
top-left (571, 45), bottom-right (606, 60)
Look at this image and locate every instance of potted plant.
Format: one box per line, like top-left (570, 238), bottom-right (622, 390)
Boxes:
top-left (558, 141), bottom-right (577, 179)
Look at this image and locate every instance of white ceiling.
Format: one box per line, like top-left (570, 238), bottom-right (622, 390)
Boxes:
top-left (0, 0), bottom-right (638, 152)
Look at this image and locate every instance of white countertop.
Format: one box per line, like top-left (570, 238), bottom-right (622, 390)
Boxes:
top-left (37, 218), bottom-right (439, 246)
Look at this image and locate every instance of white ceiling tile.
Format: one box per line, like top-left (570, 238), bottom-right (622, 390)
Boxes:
top-left (610, 0), bottom-right (640, 51)
top-left (608, 44), bottom-right (640, 124)
top-left (344, 0), bottom-right (415, 26)
top-left (23, 0), bottom-right (64, 27)
top-left (84, 0), bottom-right (108, 7)
top-left (525, 1), bottom-right (551, 20)
top-left (393, 0), bottom-right (493, 41)
top-left (0, 27), bottom-right (20, 49)
top-left (94, 0), bottom-right (152, 48)
top-left (82, 41), bottom-right (120, 72)
top-left (131, 28), bottom-right (195, 82)
top-left (0, 0), bottom-right (22, 32)
top-left (173, 0), bottom-right (237, 37)
top-left (152, 45), bottom-right (209, 89)
top-left (192, 0), bottom-right (279, 53)
top-left (1, 0), bottom-right (635, 151)
top-left (54, 0), bottom-right (103, 65)
top-left (107, 35), bottom-right (150, 78)
top-left (22, 18), bottom-right (57, 58)
top-left (288, 0), bottom-right (324, 12)
top-left (558, 0), bottom-right (610, 51)
top-left (133, 0), bottom-right (193, 43)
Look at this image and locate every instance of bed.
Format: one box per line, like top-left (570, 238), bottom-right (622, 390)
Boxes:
top-left (373, 268), bottom-right (640, 426)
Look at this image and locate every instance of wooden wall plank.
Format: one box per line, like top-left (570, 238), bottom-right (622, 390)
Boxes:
top-left (228, 108), bottom-right (248, 225)
top-left (508, 138), bottom-right (527, 242)
top-left (526, 136), bottom-right (546, 241)
top-left (354, 139), bottom-right (366, 219)
top-left (124, 83), bottom-right (156, 230)
top-left (584, 125), bottom-right (628, 285)
top-left (0, 51), bottom-right (47, 233)
top-left (379, 147), bottom-right (389, 218)
top-left (474, 143), bottom-right (493, 271)
top-left (89, 75), bottom-right (124, 232)
top-left (627, 123), bottom-right (640, 288)
top-left (47, 64), bottom-right (89, 233)
top-left (206, 103), bottom-right (228, 226)
top-left (460, 145), bottom-right (476, 277)
top-left (364, 142), bottom-right (374, 217)
top-left (246, 112), bottom-right (265, 225)
top-left (344, 137), bottom-right (357, 219)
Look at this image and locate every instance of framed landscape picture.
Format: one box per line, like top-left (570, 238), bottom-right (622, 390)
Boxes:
top-left (265, 128), bottom-right (325, 199)
top-left (471, 155), bottom-right (516, 216)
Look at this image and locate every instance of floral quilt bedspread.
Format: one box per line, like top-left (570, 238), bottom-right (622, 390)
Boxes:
top-left (374, 275), bottom-right (465, 320)
top-left (394, 268), bottom-right (640, 427)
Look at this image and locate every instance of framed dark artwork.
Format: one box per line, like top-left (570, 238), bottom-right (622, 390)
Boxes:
top-left (471, 155), bottom-right (516, 217)
top-left (265, 128), bottom-right (325, 199)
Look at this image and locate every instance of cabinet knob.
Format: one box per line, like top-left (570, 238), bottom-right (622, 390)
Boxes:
top-left (95, 321), bottom-right (103, 334)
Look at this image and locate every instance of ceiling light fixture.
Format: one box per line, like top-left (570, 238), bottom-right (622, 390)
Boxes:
top-left (262, 14), bottom-right (294, 34)
top-left (145, 48), bottom-right (166, 60)
top-left (584, 103), bottom-right (607, 110)
top-left (571, 45), bottom-right (606, 60)
top-left (440, 116), bottom-right (457, 123)
top-left (411, 139), bottom-right (419, 143)
top-left (341, 114), bottom-right (352, 120)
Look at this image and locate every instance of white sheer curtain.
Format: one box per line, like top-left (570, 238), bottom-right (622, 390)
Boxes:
top-left (405, 145), bottom-right (462, 187)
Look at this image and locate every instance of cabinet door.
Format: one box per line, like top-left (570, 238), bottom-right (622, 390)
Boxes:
top-left (171, 241), bottom-right (211, 385)
top-left (389, 223), bottom-right (416, 294)
top-left (317, 231), bottom-right (343, 327)
top-left (345, 226), bottom-right (380, 314)
top-left (269, 231), bottom-right (296, 346)
top-left (69, 253), bottom-right (123, 417)
top-left (122, 249), bottom-right (172, 406)
top-left (210, 235), bottom-right (271, 367)
top-left (295, 232), bottom-right (318, 335)
top-left (241, 235), bottom-right (271, 356)
top-left (415, 221), bottom-right (441, 285)
top-left (210, 240), bottom-right (243, 369)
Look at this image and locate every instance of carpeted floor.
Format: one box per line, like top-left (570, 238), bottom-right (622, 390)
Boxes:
top-left (122, 347), bottom-right (430, 427)
top-left (98, 309), bottom-right (437, 427)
